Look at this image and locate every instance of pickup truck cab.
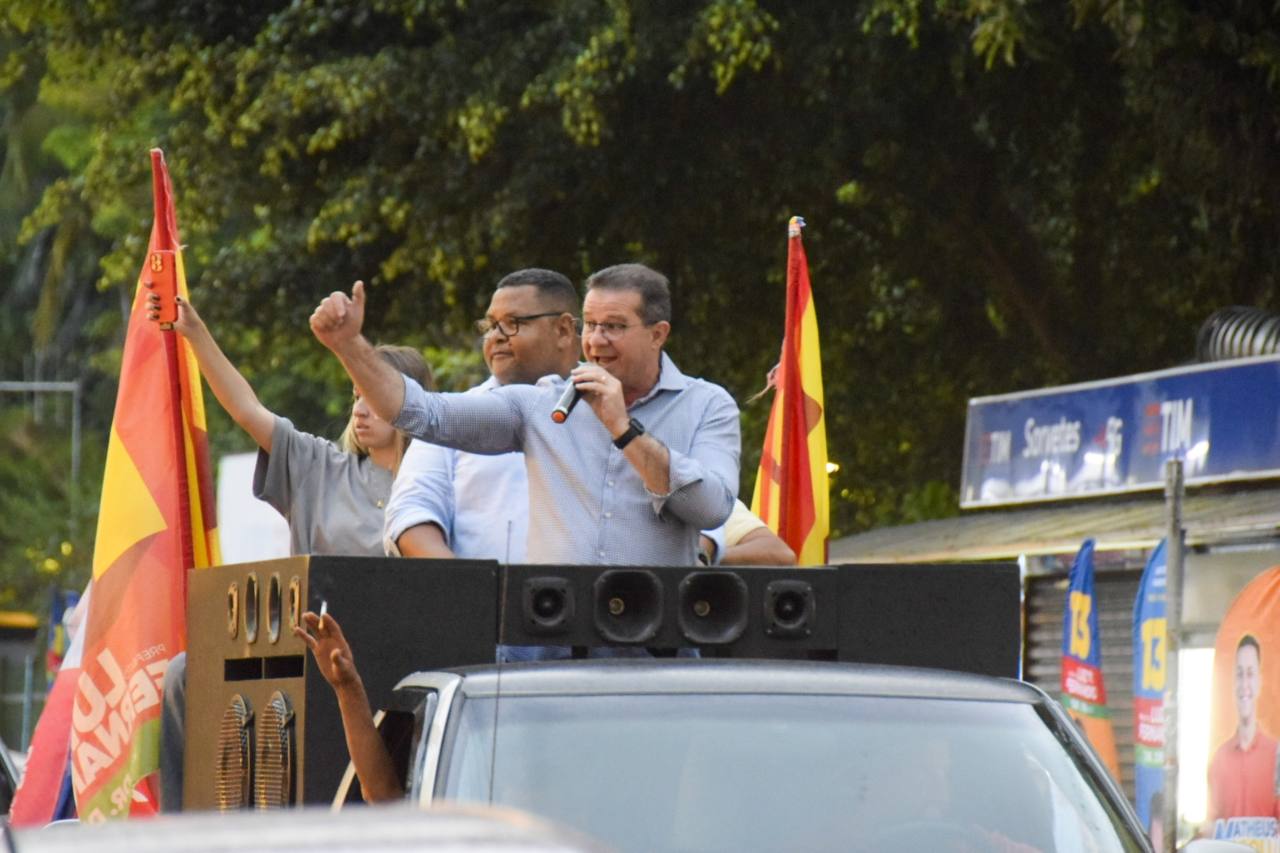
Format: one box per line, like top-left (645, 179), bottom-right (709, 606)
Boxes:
top-left (348, 658), bottom-right (1153, 853)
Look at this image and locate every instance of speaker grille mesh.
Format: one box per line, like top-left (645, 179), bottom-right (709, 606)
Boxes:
top-left (254, 690), bottom-right (295, 809)
top-left (215, 694), bottom-right (253, 811)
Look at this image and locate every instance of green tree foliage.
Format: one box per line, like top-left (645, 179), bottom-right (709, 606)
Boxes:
top-left (0, 8), bottom-right (121, 377)
top-left (3, 0), bottom-right (1279, 587)
top-left (0, 406), bottom-right (100, 610)
top-left (0, 14), bottom-right (119, 613)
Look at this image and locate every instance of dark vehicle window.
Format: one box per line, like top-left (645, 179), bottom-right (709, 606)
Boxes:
top-left (345, 709), bottom-right (415, 806)
top-left (0, 753), bottom-right (13, 815)
top-left (440, 693), bottom-right (1143, 853)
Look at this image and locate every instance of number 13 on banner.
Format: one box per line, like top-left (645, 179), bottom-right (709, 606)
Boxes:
top-left (1140, 617), bottom-right (1167, 692)
top-left (1069, 591), bottom-right (1093, 660)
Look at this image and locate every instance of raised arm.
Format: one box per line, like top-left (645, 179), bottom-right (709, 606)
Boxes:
top-left (309, 281), bottom-right (405, 423)
top-left (314, 281), bottom-right (526, 456)
top-left (150, 295), bottom-right (275, 451)
top-left (293, 611), bottom-right (403, 803)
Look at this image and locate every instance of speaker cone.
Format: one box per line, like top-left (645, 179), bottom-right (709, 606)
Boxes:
top-left (593, 569), bottom-right (663, 644)
top-left (678, 571), bottom-right (748, 644)
top-left (215, 694), bottom-right (254, 811)
top-left (523, 577), bottom-right (575, 635)
top-left (255, 691), bottom-right (296, 809)
top-left (764, 580), bottom-right (815, 638)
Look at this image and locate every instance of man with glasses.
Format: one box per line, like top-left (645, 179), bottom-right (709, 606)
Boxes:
top-left (311, 262), bottom-right (738, 567)
top-left (384, 268), bottom-right (580, 565)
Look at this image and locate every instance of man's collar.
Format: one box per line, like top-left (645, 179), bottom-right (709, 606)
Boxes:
top-left (632, 351), bottom-right (687, 406)
top-left (495, 369), bottom-right (570, 391)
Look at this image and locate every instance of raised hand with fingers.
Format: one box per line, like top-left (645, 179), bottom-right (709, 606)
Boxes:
top-left (147, 294), bottom-right (277, 450)
top-left (293, 608), bottom-right (402, 802)
top-left (294, 610), bottom-right (361, 691)
top-left (147, 294), bottom-right (201, 337)
top-left (310, 280), bottom-right (367, 353)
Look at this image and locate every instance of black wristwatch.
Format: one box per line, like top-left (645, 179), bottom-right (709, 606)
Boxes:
top-left (612, 417), bottom-right (646, 450)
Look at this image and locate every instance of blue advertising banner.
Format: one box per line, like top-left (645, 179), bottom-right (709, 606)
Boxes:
top-left (961, 355), bottom-right (1280, 507)
top-left (45, 587), bottom-right (80, 687)
top-left (1133, 539), bottom-right (1167, 836)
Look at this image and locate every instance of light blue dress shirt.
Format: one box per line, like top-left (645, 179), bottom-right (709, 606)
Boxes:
top-left (393, 352), bottom-right (739, 567)
top-left (384, 377), bottom-right (529, 561)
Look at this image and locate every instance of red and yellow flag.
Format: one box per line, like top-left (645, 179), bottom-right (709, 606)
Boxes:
top-left (69, 149), bottom-right (219, 820)
top-left (751, 216), bottom-right (829, 565)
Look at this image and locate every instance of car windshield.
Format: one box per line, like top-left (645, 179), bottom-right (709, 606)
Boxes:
top-left (439, 692), bottom-right (1144, 853)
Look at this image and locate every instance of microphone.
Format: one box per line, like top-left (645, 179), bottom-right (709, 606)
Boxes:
top-left (551, 379), bottom-right (580, 423)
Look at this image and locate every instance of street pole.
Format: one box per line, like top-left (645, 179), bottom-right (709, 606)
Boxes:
top-left (20, 653), bottom-right (33, 752)
top-left (1162, 459), bottom-right (1185, 852)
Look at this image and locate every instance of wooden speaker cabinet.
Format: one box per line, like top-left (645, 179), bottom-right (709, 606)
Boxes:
top-left (183, 556), bottom-right (497, 810)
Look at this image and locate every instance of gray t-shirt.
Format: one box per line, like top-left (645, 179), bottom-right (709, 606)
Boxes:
top-left (252, 416), bottom-right (392, 556)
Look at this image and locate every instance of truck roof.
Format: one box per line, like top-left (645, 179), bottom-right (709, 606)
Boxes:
top-left (394, 658), bottom-right (1045, 703)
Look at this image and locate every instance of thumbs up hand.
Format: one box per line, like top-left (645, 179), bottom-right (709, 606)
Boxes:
top-left (311, 280), bottom-right (368, 352)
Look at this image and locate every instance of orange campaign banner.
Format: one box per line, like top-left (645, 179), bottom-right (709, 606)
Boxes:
top-left (1060, 539), bottom-right (1122, 781)
top-left (1206, 566), bottom-right (1280, 846)
top-left (751, 216), bottom-right (829, 565)
top-left (69, 149), bottom-right (219, 820)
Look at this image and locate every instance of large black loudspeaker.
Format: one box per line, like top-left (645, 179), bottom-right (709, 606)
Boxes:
top-left (184, 556), bottom-right (496, 811)
top-left (504, 562), bottom-right (1020, 676)
top-left (504, 564), bottom-right (840, 657)
top-left (835, 562), bottom-right (1021, 678)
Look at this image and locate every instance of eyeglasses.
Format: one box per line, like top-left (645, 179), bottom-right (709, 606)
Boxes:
top-left (582, 320), bottom-right (646, 341)
top-left (474, 311), bottom-right (564, 338)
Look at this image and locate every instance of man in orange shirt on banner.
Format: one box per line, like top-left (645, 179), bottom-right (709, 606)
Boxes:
top-left (1208, 634), bottom-right (1280, 825)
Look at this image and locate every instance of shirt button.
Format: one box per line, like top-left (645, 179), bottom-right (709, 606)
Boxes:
top-left (604, 512), bottom-right (612, 519)
top-left (598, 550), bottom-right (606, 557)
top-left (607, 480), bottom-right (615, 487)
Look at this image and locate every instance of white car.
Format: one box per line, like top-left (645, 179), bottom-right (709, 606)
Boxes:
top-left (8, 802), bottom-right (610, 853)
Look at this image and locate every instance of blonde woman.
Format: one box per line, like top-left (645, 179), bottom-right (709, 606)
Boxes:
top-left (152, 295), bottom-right (430, 556)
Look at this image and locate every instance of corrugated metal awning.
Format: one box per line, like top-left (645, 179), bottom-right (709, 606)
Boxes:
top-left (830, 485), bottom-right (1280, 563)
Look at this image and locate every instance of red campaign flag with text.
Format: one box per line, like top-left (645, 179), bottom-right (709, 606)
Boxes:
top-left (750, 216), bottom-right (829, 565)
top-left (10, 588), bottom-right (90, 826)
top-left (69, 149), bottom-right (220, 820)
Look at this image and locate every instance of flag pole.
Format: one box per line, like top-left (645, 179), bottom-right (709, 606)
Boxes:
top-left (1161, 459), bottom-right (1184, 852)
top-left (750, 215), bottom-right (829, 565)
